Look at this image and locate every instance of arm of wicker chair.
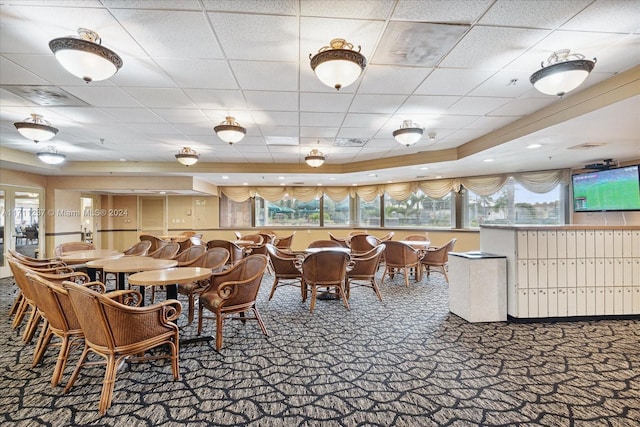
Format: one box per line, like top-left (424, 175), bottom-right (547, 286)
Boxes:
top-left (105, 289), bottom-right (143, 306)
top-left (36, 270), bottom-right (90, 283)
top-left (82, 281), bottom-right (107, 293)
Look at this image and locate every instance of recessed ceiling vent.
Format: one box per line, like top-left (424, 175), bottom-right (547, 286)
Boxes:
top-left (2, 85), bottom-right (89, 106)
top-left (334, 138), bottom-right (369, 147)
top-left (567, 142), bottom-right (607, 150)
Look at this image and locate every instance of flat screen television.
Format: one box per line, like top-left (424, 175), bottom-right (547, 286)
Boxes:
top-left (572, 164), bottom-right (640, 212)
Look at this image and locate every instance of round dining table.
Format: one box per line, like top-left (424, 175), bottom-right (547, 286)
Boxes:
top-left (127, 266), bottom-right (212, 302)
top-left (97, 256), bottom-right (178, 290)
top-left (58, 249), bottom-right (123, 265)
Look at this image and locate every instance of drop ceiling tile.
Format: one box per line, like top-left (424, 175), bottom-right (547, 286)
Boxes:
top-left (102, 0), bottom-right (201, 9)
top-left (59, 86), bottom-right (143, 108)
top-left (300, 93), bottom-right (354, 112)
top-left (112, 9), bottom-right (223, 59)
top-left (202, 0), bottom-right (297, 14)
top-left (99, 107), bottom-right (163, 123)
top-left (122, 87), bottom-right (197, 109)
top-left (337, 127), bottom-right (377, 139)
top-left (258, 126), bottom-right (299, 138)
top-left (209, 13), bottom-right (298, 62)
top-left (342, 113), bottom-right (389, 128)
top-left (183, 89), bottom-right (246, 110)
top-left (415, 68), bottom-right (497, 95)
top-left (468, 69), bottom-right (538, 97)
top-left (479, 0), bottom-right (592, 29)
top-left (155, 59), bottom-right (237, 90)
top-left (396, 95), bottom-right (460, 115)
top-left (0, 88), bottom-right (39, 107)
top-left (391, 0), bottom-right (492, 23)
top-left (253, 111), bottom-right (298, 127)
top-left (110, 57), bottom-right (177, 88)
top-left (151, 109), bottom-right (208, 124)
top-left (3, 54), bottom-right (94, 86)
top-left (487, 98), bottom-right (552, 117)
top-left (447, 96), bottom-right (511, 115)
top-left (299, 127), bottom-right (339, 138)
top-left (202, 111), bottom-right (254, 127)
top-left (358, 65), bottom-right (431, 94)
top-left (231, 61), bottom-right (298, 91)
top-left (172, 123), bottom-right (215, 136)
top-left (300, 112), bottom-right (345, 127)
top-left (301, 0), bottom-right (394, 19)
top-left (245, 91), bottom-right (298, 112)
top-left (464, 116), bottom-right (520, 130)
top-left (0, 57), bottom-right (51, 86)
top-left (49, 107), bottom-right (120, 124)
top-left (561, 0), bottom-right (640, 33)
top-left (349, 94), bottom-right (408, 113)
top-left (373, 22), bottom-right (468, 67)
top-left (442, 128), bottom-right (488, 144)
top-left (440, 26), bottom-right (550, 69)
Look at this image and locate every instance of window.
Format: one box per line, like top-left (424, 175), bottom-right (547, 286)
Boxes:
top-left (219, 195), bottom-right (251, 228)
top-left (255, 196), bottom-right (320, 227)
top-left (464, 177), bottom-right (563, 227)
top-left (356, 195), bottom-right (380, 227)
top-left (323, 196), bottom-right (350, 226)
top-left (385, 190), bottom-right (453, 228)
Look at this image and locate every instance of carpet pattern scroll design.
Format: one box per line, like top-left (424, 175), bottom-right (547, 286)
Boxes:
top-left (1, 272), bottom-right (639, 426)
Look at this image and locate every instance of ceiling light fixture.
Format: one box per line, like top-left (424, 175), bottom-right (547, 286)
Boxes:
top-left (305, 142), bottom-right (326, 168)
top-left (310, 38), bottom-right (367, 91)
top-left (36, 146), bottom-right (66, 165)
top-left (393, 120), bottom-right (423, 146)
top-left (49, 28), bottom-right (123, 83)
top-left (14, 114), bottom-right (59, 142)
top-left (428, 132), bottom-right (437, 143)
top-left (529, 49), bottom-right (596, 97)
top-left (175, 147), bottom-right (200, 166)
top-left (214, 116), bottom-right (246, 145)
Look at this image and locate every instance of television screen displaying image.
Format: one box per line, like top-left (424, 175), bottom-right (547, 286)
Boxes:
top-left (572, 165), bottom-right (640, 212)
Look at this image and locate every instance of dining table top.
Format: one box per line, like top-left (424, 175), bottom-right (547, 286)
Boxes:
top-left (304, 247), bottom-right (352, 254)
top-left (58, 249), bottom-right (123, 264)
top-left (96, 256), bottom-right (178, 273)
top-left (127, 266), bottom-right (212, 286)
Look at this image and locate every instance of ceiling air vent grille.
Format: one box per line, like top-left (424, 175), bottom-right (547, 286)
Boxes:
top-left (2, 85), bottom-right (89, 106)
top-left (334, 138), bottom-right (369, 147)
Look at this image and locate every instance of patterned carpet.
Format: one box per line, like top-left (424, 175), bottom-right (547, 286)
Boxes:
top-left (1, 268), bottom-right (639, 426)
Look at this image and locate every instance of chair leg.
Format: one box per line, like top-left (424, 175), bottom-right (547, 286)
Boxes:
top-left (23, 307), bottom-right (42, 343)
top-left (338, 286), bottom-right (350, 311)
top-left (403, 267), bottom-right (409, 287)
top-left (170, 340), bottom-right (180, 380)
top-left (32, 321), bottom-right (52, 367)
top-left (215, 313), bottom-right (224, 351)
top-left (187, 294), bottom-right (195, 324)
top-left (197, 302), bottom-right (204, 335)
top-left (268, 278), bottom-right (279, 300)
top-left (253, 307), bottom-right (269, 337)
top-left (12, 297), bottom-right (28, 329)
top-left (309, 286), bottom-right (317, 313)
top-left (371, 279), bottom-right (383, 301)
top-left (64, 344), bottom-right (91, 393)
top-left (9, 292), bottom-right (23, 318)
top-left (52, 335), bottom-right (72, 387)
top-left (99, 355), bottom-right (118, 416)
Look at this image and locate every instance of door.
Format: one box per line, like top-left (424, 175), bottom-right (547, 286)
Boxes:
top-left (0, 187), bottom-right (44, 278)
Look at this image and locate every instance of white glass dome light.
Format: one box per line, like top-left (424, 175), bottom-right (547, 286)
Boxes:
top-left (310, 38), bottom-right (367, 91)
top-left (49, 28), bottom-right (123, 83)
top-left (14, 114), bottom-right (59, 142)
top-left (175, 147), bottom-right (200, 166)
top-left (393, 120), bottom-right (424, 146)
top-left (214, 116), bottom-right (246, 145)
top-left (37, 146), bottom-right (66, 165)
top-left (530, 49), bottom-right (596, 97)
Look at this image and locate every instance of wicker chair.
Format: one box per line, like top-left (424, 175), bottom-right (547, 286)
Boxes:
top-left (54, 242), bottom-right (96, 256)
top-left (379, 231), bottom-right (395, 241)
top-left (274, 232), bottom-right (295, 251)
top-left (381, 241), bottom-right (424, 287)
top-left (307, 240), bottom-right (344, 248)
top-left (300, 250), bottom-right (352, 313)
top-left (206, 239), bottom-right (245, 266)
top-left (257, 232), bottom-right (276, 245)
top-left (403, 233), bottom-right (430, 241)
top-left (173, 245), bottom-right (206, 266)
top-left (421, 238), bottom-right (457, 283)
top-left (265, 244), bottom-right (305, 301)
top-left (123, 240), bottom-right (152, 256)
top-left (138, 234), bottom-right (168, 253)
top-left (178, 248), bottom-right (229, 324)
top-left (8, 249), bottom-right (66, 267)
top-left (62, 281), bottom-right (181, 415)
top-left (349, 234), bottom-right (376, 255)
top-left (346, 244), bottom-right (386, 301)
top-left (197, 255), bottom-right (269, 351)
top-left (146, 242), bottom-right (180, 259)
top-left (26, 273), bottom-right (100, 387)
top-left (328, 232), bottom-right (349, 248)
